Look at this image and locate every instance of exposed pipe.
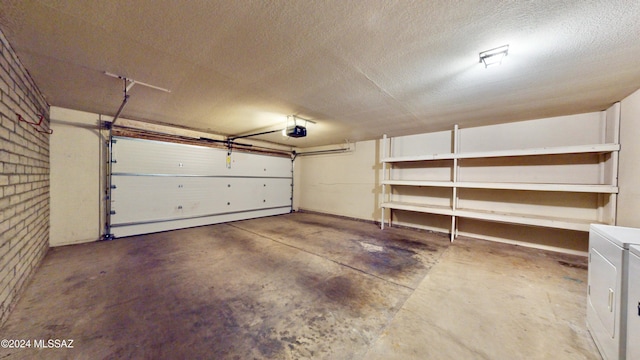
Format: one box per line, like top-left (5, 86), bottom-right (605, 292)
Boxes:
top-left (295, 148), bottom-right (351, 156)
top-left (292, 142), bottom-right (354, 161)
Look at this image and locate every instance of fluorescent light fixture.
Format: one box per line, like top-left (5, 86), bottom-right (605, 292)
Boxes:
top-left (479, 44), bottom-right (509, 67)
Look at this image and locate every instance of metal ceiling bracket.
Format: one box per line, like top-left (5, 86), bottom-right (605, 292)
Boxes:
top-left (104, 72), bottom-right (171, 93)
top-left (103, 71), bottom-right (171, 127)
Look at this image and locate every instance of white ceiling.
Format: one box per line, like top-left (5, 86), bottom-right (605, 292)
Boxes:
top-left (1, 0), bottom-right (639, 147)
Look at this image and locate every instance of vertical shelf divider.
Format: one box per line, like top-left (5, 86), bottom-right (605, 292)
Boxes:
top-left (451, 124), bottom-right (459, 241)
top-left (608, 104), bottom-right (620, 225)
top-left (381, 134), bottom-right (387, 229)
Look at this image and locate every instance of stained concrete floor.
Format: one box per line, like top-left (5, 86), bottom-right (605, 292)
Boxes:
top-left (0, 212), bottom-right (599, 359)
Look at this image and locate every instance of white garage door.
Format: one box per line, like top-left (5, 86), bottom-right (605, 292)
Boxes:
top-left (108, 136), bottom-right (292, 237)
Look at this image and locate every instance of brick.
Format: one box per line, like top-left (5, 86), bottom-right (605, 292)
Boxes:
top-left (9, 211), bottom-right (25, 228)
top-left (0, 198), bottom-right (8, 213)
top-left (0, 286), bottom-right (9, 311)
top-left (3, 185), bottom-right (14, 196)
top-left (6, 254), bottom-right (19, 276)
top-left (1, 141), bottom-right (14, 153)
top-left (0, 70), bottom-right (8, 92)
top-left (2, 90), bottom-right (18, 110)
top-left (13, 85), bottom-right (24, 102)
top-left (0, 220), bottom-right (8, 235)
top-left (1, 226), bottom-right (15, 244)
top-left (0, 274), bottom-right (8, 294)
top-left (0, 51), bottom-right (8, 74)
top-left (15, 201), bottom-right (24, 214)
top-left (0, 102), bottom-right (9, 119)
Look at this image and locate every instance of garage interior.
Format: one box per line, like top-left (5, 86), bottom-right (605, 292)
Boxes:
top-left (1, 1), bottom-right (640, 359)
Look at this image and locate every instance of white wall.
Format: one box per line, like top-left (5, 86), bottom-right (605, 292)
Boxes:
top-left (50, 108), bottom-right (105, 246)
top-left (295, 140), bottom-right (381, 221)
top-left (617, 88), bottom-right (640, 227)
top-left (296, 109), bottom-right (622, 254)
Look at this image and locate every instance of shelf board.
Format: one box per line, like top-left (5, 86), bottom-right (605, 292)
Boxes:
top-left (381, 153), bottom-right (456, 162)
top-left (454, 208), bottom-right (600, 232)
top-left (456, 143), bottom-right (620, 159)
top-left (381, 202), bottom-right (605, 231)
top-left (455, 182), bottom-right (618, 193)
top-left (382, 180), bottom-right (618, 193)
top-left (381, 202), bottom-right (454, 216)
top-left (382, 180), bottom-right (454, 187)
top-left (382, 143), bottom-right (619, 163)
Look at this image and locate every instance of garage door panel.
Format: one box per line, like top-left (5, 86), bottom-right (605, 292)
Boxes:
top-left (111, 176), bottom-right (292, 225)
top-left (263, 178), bottom-right (293, 206)
top-left (111, 176), bottom-right (221, 224)
top-left (227, 151), bottom-right (292, 177)
top-left (111, 137), bottom-right (291, 177)
top-left (111, 207), bottom-right (290, 238)
top-left (108, 136), bottom-right (292, 236)
top-left (111, 137), bottom-right (226, 175)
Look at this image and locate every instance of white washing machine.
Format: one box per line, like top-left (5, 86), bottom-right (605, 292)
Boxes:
top-left (627, 245), bottom-right (640, 360)
top-left (587, 224), bottom-right (640, 360)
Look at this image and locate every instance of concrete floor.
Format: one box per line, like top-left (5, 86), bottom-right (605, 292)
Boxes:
top-left (0, 212), bottom-right (599, 359)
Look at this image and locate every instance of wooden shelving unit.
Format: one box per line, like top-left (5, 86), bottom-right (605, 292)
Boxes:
top-left (380, 106), bottom-right (621, 243)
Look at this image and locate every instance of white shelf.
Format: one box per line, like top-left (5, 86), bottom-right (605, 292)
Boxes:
top-left (455, 181), bottom-right (617, 193)
top-left (454, 208), bottom-right (598, 232)
top-left (455, 143), bottom-right (620, 159)
top-left (382, 180), bottom-right (618, 194)
top-left (381, 202), bottom-right (454, 216)
top-left (381, 153), bottom-right (455, 162)
top-left (382, 180), bottom-right (454, 187)
top-left (380, 109), bottom-right (621, 243)
top-left (382, 143), bottom-right (620, 163)
top-left (380, 202), bottom-right (600, 231)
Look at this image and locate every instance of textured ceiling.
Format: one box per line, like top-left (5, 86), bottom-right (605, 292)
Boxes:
top-left (1, 0), bottom-right (639, 147)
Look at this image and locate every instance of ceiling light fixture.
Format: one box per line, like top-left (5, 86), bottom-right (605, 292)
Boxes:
top-left (479, 44), bottom-right (509, 67)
